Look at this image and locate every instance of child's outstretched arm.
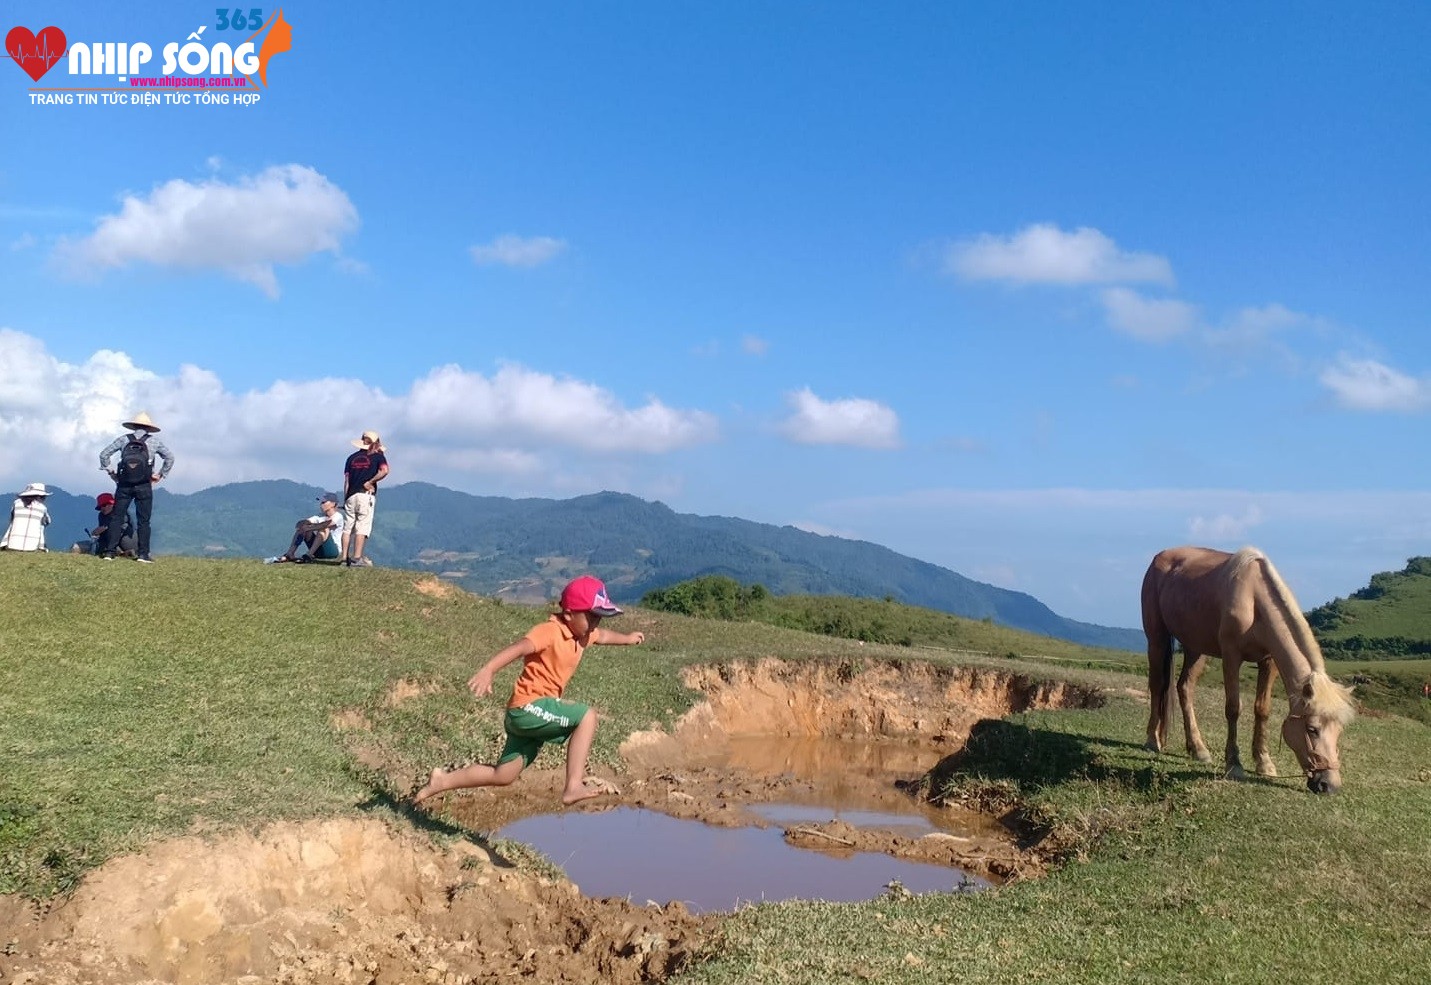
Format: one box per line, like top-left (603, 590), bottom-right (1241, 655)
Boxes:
top-left (592, 628), bottom-right (645, 646)
top-left (468, 638), bottom-right (536, 696)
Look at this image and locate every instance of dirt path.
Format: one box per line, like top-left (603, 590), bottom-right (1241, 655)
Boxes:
top-left (0, 658), bottom-right (1103, 984)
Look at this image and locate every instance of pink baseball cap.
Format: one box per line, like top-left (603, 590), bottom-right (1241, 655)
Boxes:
top-left (559, 575), bottom-right (622, 616)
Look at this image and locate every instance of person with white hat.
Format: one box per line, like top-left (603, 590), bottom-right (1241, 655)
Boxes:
top-left (1, 482), bottom-right (52, 552)
top-left (340, 429), bottom-right (389, 567)
top-left (97, 411), bottom-right (176, 563)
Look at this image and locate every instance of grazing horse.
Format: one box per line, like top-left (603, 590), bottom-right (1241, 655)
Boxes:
top-left (1141, 546), bottom-right (1355, 794)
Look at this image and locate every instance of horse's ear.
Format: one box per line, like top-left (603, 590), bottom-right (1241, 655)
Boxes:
top-left (1301, 680), bottom-right (1316, 701)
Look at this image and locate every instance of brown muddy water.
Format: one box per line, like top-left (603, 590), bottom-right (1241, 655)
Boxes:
top-left (496, 732), bottom-right (995, 913)
top-left (496, 806), bottom-right (987, 913)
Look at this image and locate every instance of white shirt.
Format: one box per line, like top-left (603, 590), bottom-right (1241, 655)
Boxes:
top-left (311, 510), bottom-right (344, 541)
top-left (1, 498), bottom-right (50, 551)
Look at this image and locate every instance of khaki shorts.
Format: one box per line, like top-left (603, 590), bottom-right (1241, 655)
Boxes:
top-left (344, 492), bottom-right (376, 537)
top-left (498, 698), bottom-right (591, 767)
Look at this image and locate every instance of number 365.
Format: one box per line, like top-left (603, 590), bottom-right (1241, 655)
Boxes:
top-left (216, 8), bottom-right (264, 31)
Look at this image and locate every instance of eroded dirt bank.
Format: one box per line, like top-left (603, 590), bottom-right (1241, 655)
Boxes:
top-left (1, 658), bottom-right (1103, 985)
top-left (0, 819), bottom-right (704, 985)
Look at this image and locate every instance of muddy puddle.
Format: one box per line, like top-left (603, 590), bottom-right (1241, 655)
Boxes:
top-left (497, 806), bottom-right (987, 913)
top-left (490, 729), bottom-right (998, 913)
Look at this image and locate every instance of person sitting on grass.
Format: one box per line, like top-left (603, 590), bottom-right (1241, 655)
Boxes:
top-left (265, 492), bottom-right (345, 564)
top-left (1, 482), bottom-right (52, 552)
top-left (412, 575), bottom-right (645, 807)
top-left (89, 492), bottom-right (136, 557)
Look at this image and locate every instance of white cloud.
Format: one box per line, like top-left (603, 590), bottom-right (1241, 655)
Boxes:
top-left (1319, 355), bottom-right (1431, 412)
top-left (469, 234), bottom-right (567, 268)
top-left (9, 232), bottom-right (36, 252)
top-left (778, 387), bottom-right (901, 449)
top-left (741, 335), bottom-right (769, 356)
top-left (0, 329), bottom-right (719, 495)
top-left (1221, 303), bottom-right (1305, 339)
top-left (947, 224), bottom-right (1174, 286)
top-left (1101, 287), bottom-right (1199, 342)
top-left (406, 363), bottom-right (719, 453)
top-left (54, 164), bottom-right (359, 298)
top-left (1200, 303), bottom-right (1315, 373)
top-left (1188, 504), bottom-right (1265, 542)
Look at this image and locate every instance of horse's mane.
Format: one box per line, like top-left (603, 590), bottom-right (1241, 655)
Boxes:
top-left (1305, 671), bottom-right (1357, 725)
top-left (1230, 546), bottom-right (1356, 723)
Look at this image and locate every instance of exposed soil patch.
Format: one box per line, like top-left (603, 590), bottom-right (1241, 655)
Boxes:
top-left (0, 820), bottom-right (705, 985)
top-left (383, 677), bottom-right (438, 708)
top-left (413, 576), bottom-right (461, 600)
top-left (1, 658), bottom-right (1103, 984)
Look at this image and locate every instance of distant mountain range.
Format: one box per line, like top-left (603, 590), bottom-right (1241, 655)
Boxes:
top-left (13, 480), bottom-right (1145, 650)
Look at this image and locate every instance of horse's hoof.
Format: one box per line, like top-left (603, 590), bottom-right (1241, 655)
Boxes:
top-left (1255, 761), bottom-right (1278, 778)
top-left (1143, 741), bottom-right (1162, 754)
top-left (1190, 748), bottom-right (1212, 763)
top-left (1224, 765), bottom-right (1246, 781)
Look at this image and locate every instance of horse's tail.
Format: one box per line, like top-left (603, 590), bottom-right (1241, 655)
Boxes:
top-left (1141, 556), bottom-right (1176, 747)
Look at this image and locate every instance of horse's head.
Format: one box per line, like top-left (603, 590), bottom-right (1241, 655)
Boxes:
top-left (1282, 673), bottom-right (1356, 794)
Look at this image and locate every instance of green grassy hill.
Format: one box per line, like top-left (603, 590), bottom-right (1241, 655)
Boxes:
top-left (22, 481), bottom-right (1145, 650)
top-left (642, 575), bottom-right (1140, 669)
top-left (1307, 556), bottom-right (1431, 659)
top-left (1, 553), bottom-right (1428, 983)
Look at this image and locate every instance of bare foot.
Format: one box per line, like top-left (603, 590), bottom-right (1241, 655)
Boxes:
top-left (562, 776), bottom-right (620, 806)
top-left (411, 768), bottom-right (446, 806)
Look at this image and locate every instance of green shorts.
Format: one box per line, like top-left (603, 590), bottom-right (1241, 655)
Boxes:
top-left (498, 697), bottom-right (591, 767)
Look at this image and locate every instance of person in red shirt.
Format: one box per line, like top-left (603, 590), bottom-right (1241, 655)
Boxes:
top-left (413, 575), bottom-right (645, 807)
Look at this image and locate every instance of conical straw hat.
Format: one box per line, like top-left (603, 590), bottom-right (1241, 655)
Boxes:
top-left (122, 411), bottom-right (161, 433)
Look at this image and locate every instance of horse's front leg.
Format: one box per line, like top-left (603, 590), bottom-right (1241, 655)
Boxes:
top-left (1220, 655), bottom-right (1246, 780)
top-left (1251, 659), bottom-right (1279, 776)
top-left (1176, 651), bottom-right (1212, 762)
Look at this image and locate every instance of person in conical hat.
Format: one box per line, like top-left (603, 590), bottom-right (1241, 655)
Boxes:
top-left (121, 411), bottom-right (162, 433)
top-left (97, 412), bottom-right (177, 564)
top-left (1, 482), bottom-right (52, 551)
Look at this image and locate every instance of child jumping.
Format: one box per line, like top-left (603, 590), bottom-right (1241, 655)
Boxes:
top-left (413, 575), bottom-right (645, 807)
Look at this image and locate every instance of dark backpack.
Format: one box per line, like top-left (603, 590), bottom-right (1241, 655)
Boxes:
top-left (117, 434), bottom-right (152, 485)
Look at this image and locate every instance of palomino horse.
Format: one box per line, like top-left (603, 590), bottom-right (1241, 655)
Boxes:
top-left (1141, 546), bottom-right (1355, 793)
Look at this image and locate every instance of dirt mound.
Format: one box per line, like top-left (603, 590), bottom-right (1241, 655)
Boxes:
top-left (1, 819), bottom-right (707, 985)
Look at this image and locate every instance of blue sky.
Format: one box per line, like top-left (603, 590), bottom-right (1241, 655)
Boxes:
top-left (4, 2), bottom-right (1430, 628)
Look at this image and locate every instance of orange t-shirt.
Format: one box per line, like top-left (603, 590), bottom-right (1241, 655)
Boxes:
top-left (508, 616), bottom-right (586, 708)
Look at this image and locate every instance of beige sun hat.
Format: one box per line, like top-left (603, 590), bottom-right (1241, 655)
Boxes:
top-left (351, 429), bottom-right (385, 451)
top-left (19, 482), bottom-right (50, 498)
top-left (122, 411), bottom-right (161, 433)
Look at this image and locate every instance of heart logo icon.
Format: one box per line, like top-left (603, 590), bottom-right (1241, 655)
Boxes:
top-left (6, 26), bottom-right (67, 83)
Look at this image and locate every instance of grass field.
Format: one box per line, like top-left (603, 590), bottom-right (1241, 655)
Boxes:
top-left (2, 554), bottom-right (1428, 983)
